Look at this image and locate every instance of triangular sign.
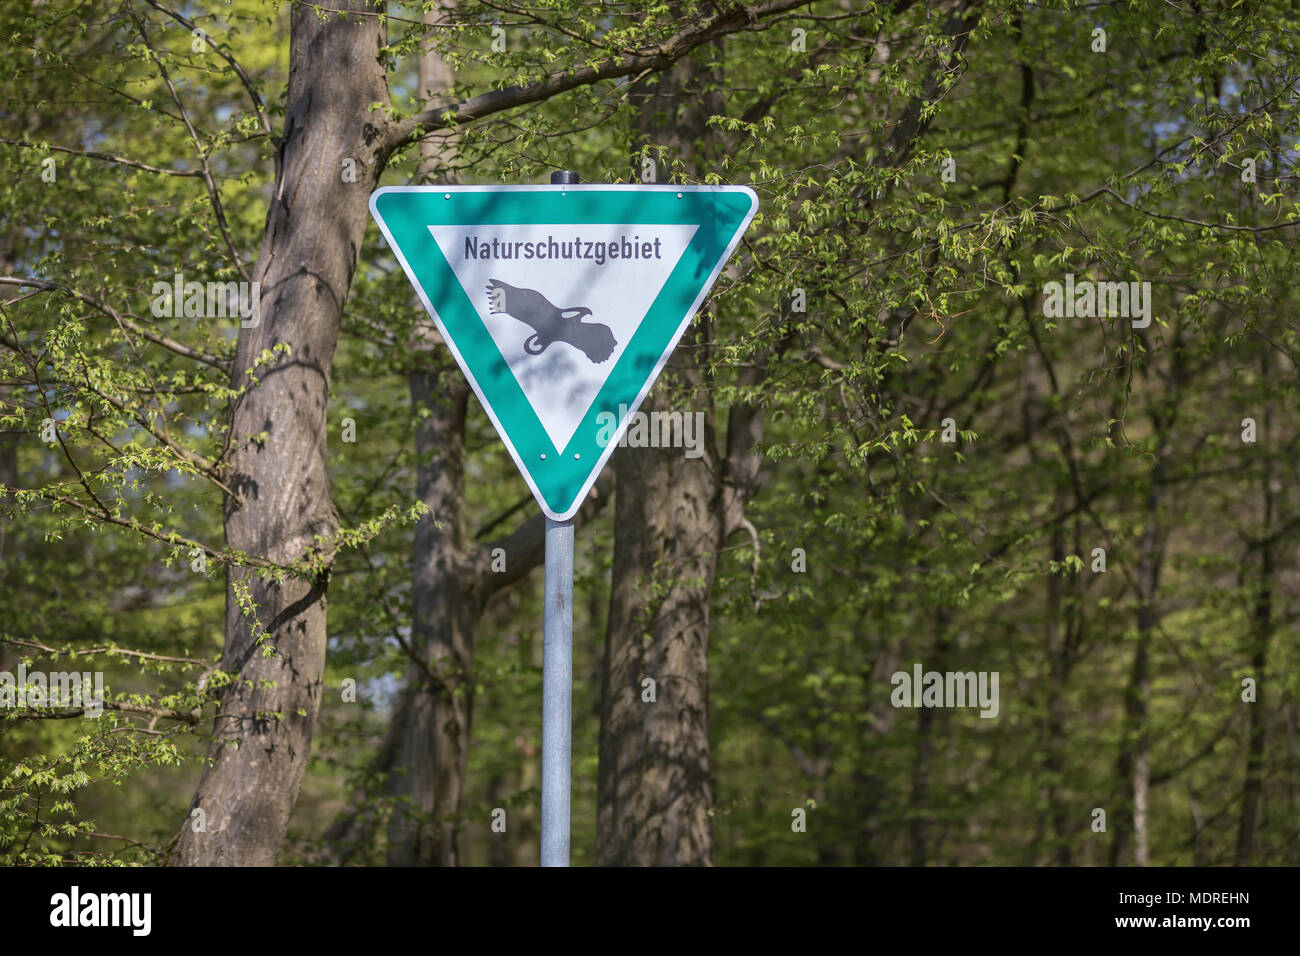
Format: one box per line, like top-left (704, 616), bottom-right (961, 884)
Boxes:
top-left (370, 184), bottom-right (759, 520)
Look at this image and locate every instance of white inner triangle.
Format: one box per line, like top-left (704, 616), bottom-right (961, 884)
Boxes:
top-left (429, 223), bottom-right (697, 451)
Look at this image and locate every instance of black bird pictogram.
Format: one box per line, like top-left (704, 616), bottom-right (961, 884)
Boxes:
top-left (486, 279), bottom-right (617, 364)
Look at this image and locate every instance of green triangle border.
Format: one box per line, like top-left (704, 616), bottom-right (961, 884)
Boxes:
top-left (370, 184), bottom-right (758, 520)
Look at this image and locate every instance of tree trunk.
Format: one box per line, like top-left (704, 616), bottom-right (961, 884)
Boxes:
top-left (377, 6), bottom-right (488, 867)
top-left (598, 386), bottom-right (723, 865)
top-left (1236, 397), bottom-right (1275, 865)
top-left (595, 33), bottom-right (772, 864)
top-left (172, 0), bottom-right (390, 866)
top-left (595, 40), bottom-right (735, 867)
top-left (0, 382), bottom-right (16, 564)
top-left (386, 367), bottom-right (475, 866)
top-left (1044, 523), bottom-right (1074, 865)
top-left (0, 381), bottom-right (18, 677)
top-left (1108, 334), bottom-right (1185, 870)
top-left (1110, 463), bottom-right (1164, 867)
top-left (908, 611), bottom-right (950, 866)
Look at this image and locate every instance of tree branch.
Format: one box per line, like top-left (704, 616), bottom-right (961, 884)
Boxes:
top-left (0, 277), bottom-right (232, 372)
top-left (386, 0), bottom-right (818, 153)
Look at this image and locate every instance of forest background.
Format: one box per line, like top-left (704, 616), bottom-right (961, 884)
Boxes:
top-left (1, 0), bottom-right (1298, 866)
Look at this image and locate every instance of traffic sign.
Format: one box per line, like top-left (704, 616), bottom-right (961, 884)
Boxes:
top-left (369, 184), bottom-right (759, 520)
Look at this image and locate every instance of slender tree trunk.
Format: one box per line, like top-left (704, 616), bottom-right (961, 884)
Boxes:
top-left (321, 681), bottom-right (412, 863)
top-left (1234, 569), bottom-right (1271, 864)
top-left (1108, 334), bottom-right (1186, 870)
top-left (0, 382), bottom-right (16, 564)
top-left (909, 701), bottom-right (935, 866)
top-left (1044, 523), bottom-right (1073, 865)
top-left (852, 622), bottom-right (900, 866)
top-left (383, 6), bottom-right (484, 867)
top-left (1188, 786), bottom-right (1208, 866)
top-left (387, 369), bottom-right (475, 866)
top-left (908, 611), bottom-right (949, 867)
top-left (1110, 462), bottom-right (1165, 867)
top-left (1023, 346), bottom-right (1076, 867)
top-left (173, 0), bottom-right (390, 866)
top-left (0, 381), bottom-right (18, 677)
top-left (1131, 615), bottom-right (1153, 867)
top-left (1236, 398), bottom-right (1275, 865)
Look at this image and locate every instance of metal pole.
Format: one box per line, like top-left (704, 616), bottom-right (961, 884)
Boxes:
top-left (541, 516), bottom-right (574, 866)
top-left (540, 168), bottom-right (579, 869)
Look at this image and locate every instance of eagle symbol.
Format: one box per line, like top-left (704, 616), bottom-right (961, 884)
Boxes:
top-left (486, 279), bottom-right (617, 364)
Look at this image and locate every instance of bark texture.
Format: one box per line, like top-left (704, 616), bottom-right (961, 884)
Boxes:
top-left (386, 365), bottom-right (476, 866)
top-left (596, 44), bottom-right (765, 865)
top-left (1235, 377), bottom-right (1275, 865)
top-left (173, 0), bottom-right (391, 866)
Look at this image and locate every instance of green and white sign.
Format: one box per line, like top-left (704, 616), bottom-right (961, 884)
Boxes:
top-left (369, 184), bottom-right (759, 520)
